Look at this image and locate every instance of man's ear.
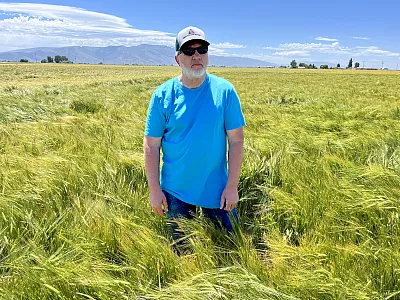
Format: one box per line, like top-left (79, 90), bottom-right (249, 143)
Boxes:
top-left (174, 55), bottom-right (180, 66)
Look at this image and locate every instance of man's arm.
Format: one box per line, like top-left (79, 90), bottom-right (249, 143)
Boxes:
top-left (220, 127), bottom-right (244, 211)
top-left (144, 136), bottom-right (168, 216)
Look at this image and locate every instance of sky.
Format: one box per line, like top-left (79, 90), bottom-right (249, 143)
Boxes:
top-left (0, 1), bottom-right (399, 69)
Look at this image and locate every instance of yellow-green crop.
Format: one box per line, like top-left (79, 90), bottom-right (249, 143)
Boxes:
top-left (1, 63), bottom-right (399, 299)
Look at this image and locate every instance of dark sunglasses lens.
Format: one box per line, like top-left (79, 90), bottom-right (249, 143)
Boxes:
top-left (182, 48), bottom-right (195, 56)
top-left (181, 46), bottom-right (208, 56)
top-left (197, 47), bottom-right (208, 54)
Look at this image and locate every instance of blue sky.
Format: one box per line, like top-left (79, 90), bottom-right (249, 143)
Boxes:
top-left (1, 0), bottom-right (399, 69)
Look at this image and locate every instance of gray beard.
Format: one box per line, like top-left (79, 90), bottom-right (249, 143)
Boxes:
top-left (181, 64), bottom-right (207, 79)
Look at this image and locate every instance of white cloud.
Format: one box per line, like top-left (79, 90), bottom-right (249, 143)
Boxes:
top-left (356, 46), bottom-right (379, 50)
top-left (264, 42), bottom-right (351, 55)
top-left (273, 50), bottom-right (310, 57)
top-left (213, 42), bottom-right (246, 49)
top-left (315, 37), bottom-right (339, 42)
top-left (352, 36), bottom-right (370, 40)
top-left (208, 47), bottom-right (230, 56)
top-left (0, 3), bottom-right (133, 29)
top-left (0, 3), bottom-right (174, 51)
top-left (366, 49), bottom-right (391, 55)
top-left (354, 46), bottom-right (399, 57)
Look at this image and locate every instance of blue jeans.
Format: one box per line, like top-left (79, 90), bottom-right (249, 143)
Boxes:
top-left (163, 190), bottom-right (239, 252)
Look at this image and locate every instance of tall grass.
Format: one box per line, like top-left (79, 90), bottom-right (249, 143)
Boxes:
top-left (0, 63), bottom-right (399, 299)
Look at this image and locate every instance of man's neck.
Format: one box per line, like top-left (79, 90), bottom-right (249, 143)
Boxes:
top-left (179, 74), bottom-right (206, 89)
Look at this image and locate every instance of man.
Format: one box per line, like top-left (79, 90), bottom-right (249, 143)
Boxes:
top-left (144, 26), bottom-right (245, 248)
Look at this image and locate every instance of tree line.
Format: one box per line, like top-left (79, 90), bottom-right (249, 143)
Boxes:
top-left (20, 55), bottom-right (71, 63)
top-left (289, 58), bottom-right (360, 69)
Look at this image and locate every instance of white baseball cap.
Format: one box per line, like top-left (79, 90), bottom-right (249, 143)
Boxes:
top-left (175, 26), bottom-right (210, 51)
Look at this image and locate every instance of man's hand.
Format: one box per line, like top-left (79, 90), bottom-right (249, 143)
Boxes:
top-left (150, 188), bottom-right (168, 216)
top-left (220, 185), bottom-right (239, 211)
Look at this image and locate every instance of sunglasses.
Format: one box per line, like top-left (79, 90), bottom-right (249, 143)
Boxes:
top-left (180, 46), bottom-right (208, 56)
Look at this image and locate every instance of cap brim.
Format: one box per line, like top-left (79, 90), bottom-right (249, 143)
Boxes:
top-left (179, 37), bottom-right (210, 50)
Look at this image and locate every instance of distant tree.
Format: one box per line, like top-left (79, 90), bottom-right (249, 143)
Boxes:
top-left (47, 56), bottom-right (54, 63)
top-left (299, 62), bottom-right (309, 68)
top-left (290, 60), bottom-right (297, 68)
top-left (41, 59), bottom-right (47, 63)
top-left (54, 55), bottom-right (69, 63)
top-left (19, 58), bottom-right (28, 62)
top-left (337, 63), bottom-right (341, 68)
top-left (355, 62), bottom-right (360, 68)
top-left (320, 64), bottom-right (329, 69)
top-left (348, 58), bottom-right (353, 68)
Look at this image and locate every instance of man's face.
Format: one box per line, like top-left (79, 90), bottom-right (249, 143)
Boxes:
top-left (176, 41), bottom-right (209, 79)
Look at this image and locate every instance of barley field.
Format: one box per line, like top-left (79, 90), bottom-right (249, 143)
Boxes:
top-left (0, 63), bottom-right (399, 299)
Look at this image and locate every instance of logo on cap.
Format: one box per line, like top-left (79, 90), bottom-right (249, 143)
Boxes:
top-left (183, 28), bottom-right (201, 39)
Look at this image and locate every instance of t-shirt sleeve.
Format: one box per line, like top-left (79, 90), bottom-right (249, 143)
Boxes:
top-left (224, 87), bottom-right (245, 131)
top-left (144, 93), bottom-right (166, 138)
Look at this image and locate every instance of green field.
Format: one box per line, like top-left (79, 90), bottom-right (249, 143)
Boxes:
top-left (1, 63), bottom-right (399, 299)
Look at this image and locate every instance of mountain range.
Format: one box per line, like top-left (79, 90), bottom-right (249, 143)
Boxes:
top-left (0, 44), bottom-right (278, 68)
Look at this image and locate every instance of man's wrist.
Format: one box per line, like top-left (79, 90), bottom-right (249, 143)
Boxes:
top-left (226, 181), bottom-right (238, 190)
top-left (149, 184), bottom-right (162, 193)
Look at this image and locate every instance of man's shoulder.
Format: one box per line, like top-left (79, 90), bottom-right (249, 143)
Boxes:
top-left (207, 73), bottom-right (234, 90)
top-left (153, 77), bottom-right (177, 96)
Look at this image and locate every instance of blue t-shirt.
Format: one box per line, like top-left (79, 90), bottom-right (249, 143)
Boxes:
top-left (144, 73), bottom-right (245, 208)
